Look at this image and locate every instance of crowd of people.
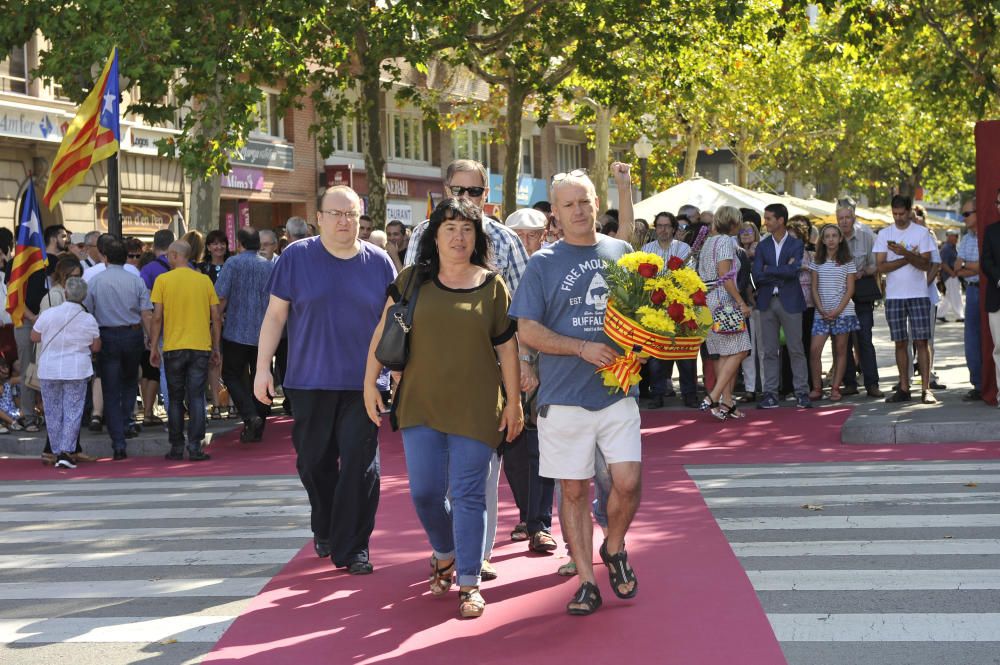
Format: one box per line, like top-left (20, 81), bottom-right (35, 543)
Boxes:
top-left (2, 157), bottom-right (996, 622)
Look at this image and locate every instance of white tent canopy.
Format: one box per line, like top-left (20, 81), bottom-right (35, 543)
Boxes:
top-left (634, 178), bottom-right (811, 221)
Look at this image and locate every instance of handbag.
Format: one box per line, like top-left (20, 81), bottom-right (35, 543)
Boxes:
top-left (707, 238), bottom-right (747, 335)
top-left (374, 267), bottom-right (422, 371)
top-left (853, 274), bottom-right (882, 303)
top-left (24, 309), bottom-right (84, 392)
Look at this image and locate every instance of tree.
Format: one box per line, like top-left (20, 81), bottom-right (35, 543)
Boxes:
top-left (1, 1), bottom-right (331, 230)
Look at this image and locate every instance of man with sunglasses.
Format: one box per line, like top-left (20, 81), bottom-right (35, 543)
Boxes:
top-left (956, 198), bottom-right (983, 401)
top-left (981, 189), bottom-right (1000, 406)
top-left (404, 159), bottom-right (532, 581)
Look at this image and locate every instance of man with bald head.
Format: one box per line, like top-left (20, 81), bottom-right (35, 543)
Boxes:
top-left (254, 185), bottom-right (396, 575)
top-left (149, 240), bottom-right (221, 462)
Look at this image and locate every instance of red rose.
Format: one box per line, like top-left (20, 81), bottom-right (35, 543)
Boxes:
top-left (637, 262), bottom-right (658, 278)
top-left (691, 290), bottom-right (707, 306)
top-left (667, 256), bottom-right (685, 271)
top-left (685, 319), bottom-right (699, 330)
top-left (667, 302), bottom-right (685, 322)
top-left (650, 289), bottom-right (666, 305)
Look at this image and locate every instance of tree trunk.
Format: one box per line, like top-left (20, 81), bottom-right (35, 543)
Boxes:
top-left (361, 74), bottom-right (387, 228)
top-left (188, 175), bottom-right (220, 234)
top-left (735, 136), bottom-right (750, 188)
top-left (592, 105), bottom-right (613, 209)
top-left (782, 170), bottom-right (795, 195)
top-left (683, 129), bottom-right (699, 180)
top-left (502, 87), bottom-right (526, 217)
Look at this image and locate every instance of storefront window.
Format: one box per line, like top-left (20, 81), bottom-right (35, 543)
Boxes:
top-left (521, 137), bottom-right (534, 177)
top-left (388, 112), bottom-right (429, 163)
top-left (0, 46), bottom-right (28, 94)
top-left (453, 127), bottom-right (490, 168)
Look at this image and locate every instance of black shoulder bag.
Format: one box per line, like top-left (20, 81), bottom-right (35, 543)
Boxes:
top-left (374, 268), bottom-right (422, 371)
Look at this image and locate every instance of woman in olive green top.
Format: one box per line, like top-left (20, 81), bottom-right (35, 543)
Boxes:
top-left (364, 198), bottom-right (523, 619)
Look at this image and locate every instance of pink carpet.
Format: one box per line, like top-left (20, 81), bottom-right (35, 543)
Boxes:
top-left (5, 407), bottom-right (999, 664)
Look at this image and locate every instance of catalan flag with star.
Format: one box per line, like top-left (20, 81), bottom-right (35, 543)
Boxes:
top-left (6, 179), bottom-right (48, 327)
top-left (42, 47), bottom-right (121, 210)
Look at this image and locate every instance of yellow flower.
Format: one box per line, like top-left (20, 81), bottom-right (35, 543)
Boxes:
top-left (618, 251), bottom-right (664, 274)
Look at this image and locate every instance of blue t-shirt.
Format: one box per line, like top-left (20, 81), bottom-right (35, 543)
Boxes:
top-left (509, 236), bottom-right (634, 410)
top-left (268, 238), bottom-right (396, 391)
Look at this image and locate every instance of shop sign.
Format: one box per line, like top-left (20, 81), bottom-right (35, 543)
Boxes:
top-left (386, 177), bottom-right (409, 197)
top-left (327, 165), bottom-right (353, 188)
top-left (0, 107), bottom-right (65, 143)
top-left (97, 202), bottom-right (178, 236)
top-left (225, 212), bottom-right (237, 251)
top-left (386, 203), bottom-right (412, 227)
top-left (238, 201), bottom-right (251, 228)
top-left (221, 167), bottom-right (264, 191)
top-left (231, 139), bottom-right (294, 171)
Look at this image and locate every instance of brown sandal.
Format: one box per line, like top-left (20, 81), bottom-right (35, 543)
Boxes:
top-left (458, 587), bottom-right (485, 618)
top-left (429, 556), bottom-right (454, 596)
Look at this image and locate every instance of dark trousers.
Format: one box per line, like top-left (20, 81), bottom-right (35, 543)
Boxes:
top-left (844, 301), bottom-right (880, 389)
top-left (648, 358), bottom-right (697, 397)
top-left (164, 349), bottom-right (210, 452)
top-left (520, 428), bottom-right (554, 534)
top-left (501, 437), bottom-right (530, 521)
top-left (98, 327), bottom-right (144, 452)
top-left (286, 388), bottom-right (380, 566)
top-left (275, 335), bottom-right (291, 414)
top-left (222, 339), bottom-right (269, 425)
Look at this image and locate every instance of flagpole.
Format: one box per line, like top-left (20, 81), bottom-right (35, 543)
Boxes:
top-left (108, 153), bottom-right (122, 239)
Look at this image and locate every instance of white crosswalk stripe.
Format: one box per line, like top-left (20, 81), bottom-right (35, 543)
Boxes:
top-left (0, 474), bottom-right (309, 664)
top-left (691, 460), bottom-right (1000, 664)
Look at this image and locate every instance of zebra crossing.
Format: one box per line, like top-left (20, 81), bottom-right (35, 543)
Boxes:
top-left (690, 460), bottom-right (1000, 665)
top-left (0, 475), bottom-right (310, 665)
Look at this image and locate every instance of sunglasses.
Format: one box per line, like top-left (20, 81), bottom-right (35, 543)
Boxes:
top-left (128, 253), bottom-right (142, 259)
top-left (552, 168), bottom-right (588, 183)
top-left (962, 210), bottom-right (976, 218)
top-left (448, 186), bottom-right (486, 197)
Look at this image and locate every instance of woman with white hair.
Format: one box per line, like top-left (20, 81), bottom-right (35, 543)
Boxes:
top-left (31, 277), bottom-right (101, 470)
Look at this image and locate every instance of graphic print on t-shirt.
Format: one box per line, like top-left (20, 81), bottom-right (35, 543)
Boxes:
top-left (559, 258), bottom-right (610, 332)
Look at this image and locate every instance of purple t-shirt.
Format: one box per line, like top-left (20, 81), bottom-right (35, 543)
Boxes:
top-left (140, 255), bottom-right (171, 290)
top-left (268, 237), bottom-right (396, 390)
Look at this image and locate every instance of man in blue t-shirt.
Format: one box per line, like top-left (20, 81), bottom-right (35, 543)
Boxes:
top-left (254, 185), bottom-right (396, 575)
top-left (510, 168), bottom-right (642, 616)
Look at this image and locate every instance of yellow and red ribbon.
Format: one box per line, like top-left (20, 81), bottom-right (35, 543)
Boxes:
top-left (597, 303), bottom-right (706, 393)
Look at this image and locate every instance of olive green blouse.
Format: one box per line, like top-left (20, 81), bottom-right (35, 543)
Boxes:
top-left (390, 266), bottom-right (516, 448)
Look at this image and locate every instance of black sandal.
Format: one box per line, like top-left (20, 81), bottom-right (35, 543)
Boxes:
top-left (566, 581), bottom-right (602, 616)
top-left (885, 389), bottom-right (912, 403)
top-left (699, 396), bottom-right (718, 412)
top-left (599, 539), bottom-right (638, 599)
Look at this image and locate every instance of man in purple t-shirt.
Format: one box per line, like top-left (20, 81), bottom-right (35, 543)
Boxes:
top-left (255, 186), bottom-right (396, 575)
top-left (139, 230), bottom-right (175, 290)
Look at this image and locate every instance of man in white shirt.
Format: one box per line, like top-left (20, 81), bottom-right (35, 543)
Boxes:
top-left (82, 234), bottom-right (142, 282)
top-left (874, 195), bottom-right (936, 403)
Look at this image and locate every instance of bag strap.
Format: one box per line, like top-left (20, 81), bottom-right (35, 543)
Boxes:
top-left (398, 267), bottom-right (423, 327)
top-left (36, 308), bottom-right (84, 361)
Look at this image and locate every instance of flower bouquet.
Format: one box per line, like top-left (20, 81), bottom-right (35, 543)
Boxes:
top-left (598, 249), bottom-right (712, 392)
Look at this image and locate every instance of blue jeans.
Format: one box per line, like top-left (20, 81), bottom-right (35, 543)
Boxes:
top-left (163, 349), bottom-right (210, 452)
top-left (98, 327), bottom-right (144, 451)
top-left (401, 426), bottom-right (493, 587)
top-left (965, 283), bottom-right (982, 390)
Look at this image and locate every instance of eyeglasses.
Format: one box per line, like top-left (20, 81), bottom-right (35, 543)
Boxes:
top-left (739, 229), bottom-right (755, 236)
top-left (128, 253), bottom-right (142, 259)
top-left (448, 186), bottom-right (486, 197)
top-left (962, 210), bottom-right (976, 218)
top-left (319, 209), bottom-right (361, 221)
top-left (552, 169), bottom-right (588, 182)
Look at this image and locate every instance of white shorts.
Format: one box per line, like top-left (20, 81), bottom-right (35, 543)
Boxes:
top-left (537, 398), bottom-right (641, 480)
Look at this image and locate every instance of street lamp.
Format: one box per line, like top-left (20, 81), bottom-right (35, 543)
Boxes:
top-left (633, 134), bottom-right (653, 201)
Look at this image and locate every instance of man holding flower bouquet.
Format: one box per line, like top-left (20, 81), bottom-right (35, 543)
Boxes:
top-left (511, 165), bottom-right (642, 616)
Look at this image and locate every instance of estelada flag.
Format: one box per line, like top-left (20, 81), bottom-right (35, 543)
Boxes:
top-left (42, 47), bottom-right (121, 210)
top-left (6, 180), bottom-right (48, 327)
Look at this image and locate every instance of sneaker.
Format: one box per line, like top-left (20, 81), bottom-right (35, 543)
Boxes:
top-left (796, 393), bottom-right (813, 409)
top-left (164, 449), bottom-right (184, 461)
top-left (757, 393), bottom-right (780, 409)
top-left (54, 453), bottom-right (77, 469)
top-left (929, 380), bottom-right (947, 390)
top-left (187, 450), bottom-right (212, 462)
top-left (866, 385), bottom-right (885, 398)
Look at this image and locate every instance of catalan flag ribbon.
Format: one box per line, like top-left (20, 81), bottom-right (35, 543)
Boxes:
top-left (6, 180), bottom-right (48, 327)
top-left (42, 47), bottom-right (120, 210)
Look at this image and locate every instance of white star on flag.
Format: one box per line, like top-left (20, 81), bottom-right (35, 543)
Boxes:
top-left (103, 92), bottom-right (116, 116)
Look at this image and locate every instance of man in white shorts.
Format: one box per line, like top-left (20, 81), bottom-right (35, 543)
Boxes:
top-left (511, 165), bottom-right (642, 616)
